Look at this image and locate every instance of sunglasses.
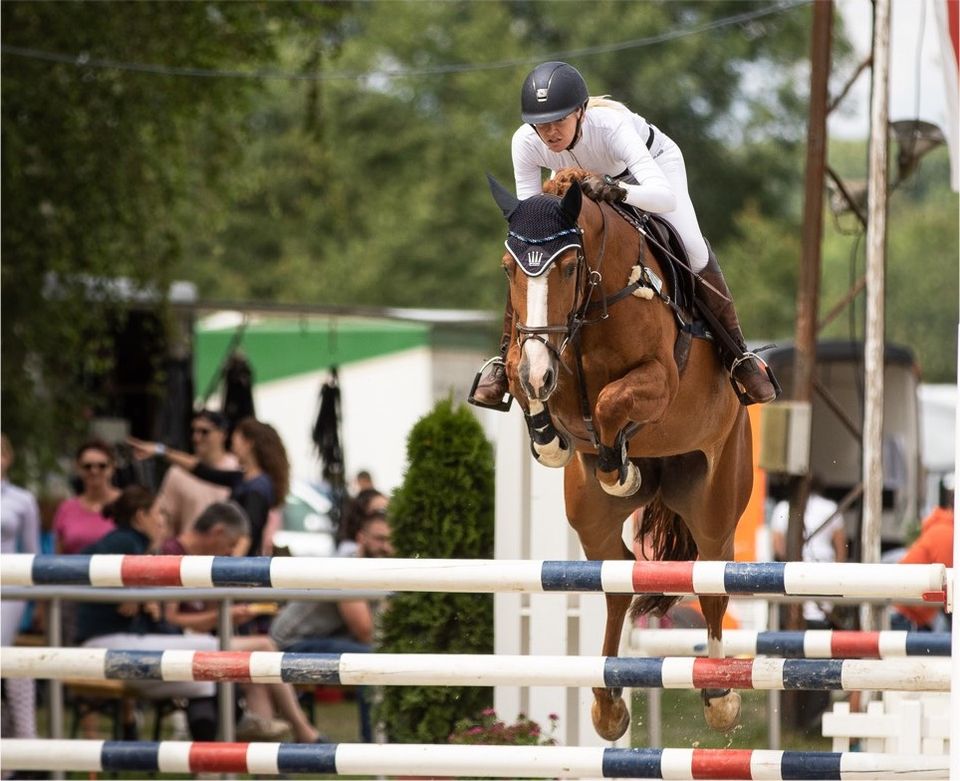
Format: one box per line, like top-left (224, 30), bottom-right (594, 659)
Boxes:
top-left (80, 461), bottom-right (110, 472)
top-left (191, 427), bottom-right (214, 437)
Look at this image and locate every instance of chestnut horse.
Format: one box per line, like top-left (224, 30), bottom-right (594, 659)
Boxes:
top-left (488, 169), bottom-right (753, 741)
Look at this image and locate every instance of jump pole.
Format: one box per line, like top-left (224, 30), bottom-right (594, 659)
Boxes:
top-left (629, 628), bottom-right (952, 658)
top-left (0, 740), bottom-right (949, 779)
top-left (2, 647), bottom-right (949, 692)
top-left (2, 555), bottom-right (949, 601)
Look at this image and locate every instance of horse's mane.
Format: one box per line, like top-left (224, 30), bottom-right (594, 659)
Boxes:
top-left (542, 167), bottom-right (591, 197)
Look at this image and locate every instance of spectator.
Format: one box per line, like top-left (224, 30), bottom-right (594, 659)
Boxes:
top-left (1, 434), bottom-right (40, 741)
top-left (270, 512), bottom-right (394, 742)
top-left (128, 417), bottom-right (289, 556)
top-left (52, 440), bottom-right (120, 554)
top-left (160, 502), bottom-right (324, 743)
top-left (153, 410), bottom-right (238, 539)
top-left (354, 470), bottom-right (375, 494)
top-left (895, 473), bottom-right (954, 631)
top-left (770, 480), bottom-right (847, 627)
top-left (337, 488), bottom-right (388, 557)
top-left (76, 485), bottom-right (222, 741)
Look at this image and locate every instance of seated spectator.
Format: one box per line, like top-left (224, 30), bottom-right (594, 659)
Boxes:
top-left (154, 410), bottom-right (238, 541)
top-left (160, 501), bottom-right (324, 743)
top-left (76, 485), bottom-right (221, 741)
top-left (895, 473), bottom-right (954, 631)
top-left (270, 512), bottom-right (393, 742)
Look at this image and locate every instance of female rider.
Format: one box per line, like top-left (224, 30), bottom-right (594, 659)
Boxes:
top-left (472, 61), bottom-right (777, 408)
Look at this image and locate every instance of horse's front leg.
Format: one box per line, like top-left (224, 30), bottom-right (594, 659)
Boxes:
top-left (525, 399), bottom-right (574, 468)
top-left (594, 359), bottom-right (675, 496)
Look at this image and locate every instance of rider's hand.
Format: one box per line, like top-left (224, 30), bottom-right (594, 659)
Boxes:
top-left (581, 175), bottom-right (627, 204)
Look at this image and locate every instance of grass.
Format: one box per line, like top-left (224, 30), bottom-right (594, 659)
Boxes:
top-left (631, 689), bottom-right (833, 751)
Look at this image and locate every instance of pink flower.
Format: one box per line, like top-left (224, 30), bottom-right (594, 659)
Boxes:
top-left (548, 713), bottom-right (560, 722)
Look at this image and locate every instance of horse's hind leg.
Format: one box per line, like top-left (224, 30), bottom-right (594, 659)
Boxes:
top-left (591, 592), bottom-right (633, 740)
top-left (700, 591), bottom-right (741, 731)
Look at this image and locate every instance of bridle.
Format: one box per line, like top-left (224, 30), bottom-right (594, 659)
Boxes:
top-left (514, 204), bottom-right (611, 366)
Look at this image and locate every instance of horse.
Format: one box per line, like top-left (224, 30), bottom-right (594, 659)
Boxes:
top-left (488, 168), bottom-right (753, 741)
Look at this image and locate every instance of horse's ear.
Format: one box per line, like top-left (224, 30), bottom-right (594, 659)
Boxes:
top-left (487, 173), bottom-right (520, 221)
top-left (560, 180), bottom-right (582, 223)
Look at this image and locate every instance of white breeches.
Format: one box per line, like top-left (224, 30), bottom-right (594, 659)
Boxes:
top-left (652, 140), bottom-right (709, 272)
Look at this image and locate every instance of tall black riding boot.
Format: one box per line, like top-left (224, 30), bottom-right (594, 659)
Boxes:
top-left (469, 296), bottom-right (514, 410)
top-left (696, 246), bottom-right (779, 405)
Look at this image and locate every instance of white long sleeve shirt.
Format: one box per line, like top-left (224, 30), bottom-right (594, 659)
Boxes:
top-left (511, 105), bottom-right (678, 213)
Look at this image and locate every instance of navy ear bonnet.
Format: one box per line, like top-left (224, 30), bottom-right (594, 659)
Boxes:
top-left (505, 195), bottom-right (583, 278)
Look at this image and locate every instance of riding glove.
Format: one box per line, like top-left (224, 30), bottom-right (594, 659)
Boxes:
top-left (581, 174), bottom-right (627, 203)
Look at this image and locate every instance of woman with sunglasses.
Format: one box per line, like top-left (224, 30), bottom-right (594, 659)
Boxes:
top-left (129, 417), bottom-right (289, 557)
top-left (52, 439), bottom-right (121, 555)
top-left (471, 61), bottom-right (777, 409)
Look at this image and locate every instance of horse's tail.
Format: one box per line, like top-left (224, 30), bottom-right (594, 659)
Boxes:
top-left (630, 496), bottom-right (698, 619)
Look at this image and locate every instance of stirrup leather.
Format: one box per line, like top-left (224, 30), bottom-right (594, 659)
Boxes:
top-left (727, 351), bottom-right (781, 405)
top-left (467, 356), bottom-right (513, 412)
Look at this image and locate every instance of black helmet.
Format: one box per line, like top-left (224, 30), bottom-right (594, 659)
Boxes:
top-left (520, 61), bottom-right (588, 124)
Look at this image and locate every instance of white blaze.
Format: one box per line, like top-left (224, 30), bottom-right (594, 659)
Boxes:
top-left (522, 275), bottom-right (553, 390)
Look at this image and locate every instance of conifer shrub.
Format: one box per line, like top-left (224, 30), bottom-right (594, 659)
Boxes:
top-left (374, 398), bottom-right (495, 742)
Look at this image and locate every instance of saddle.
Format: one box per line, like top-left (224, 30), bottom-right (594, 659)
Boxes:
top-left (610, 202), bottom-right (710, 373)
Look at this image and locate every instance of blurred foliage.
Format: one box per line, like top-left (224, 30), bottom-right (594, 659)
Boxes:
top-left (375, 398), bottom-right (495, 742)
top-left (1, 1), bottom-right (349, 477)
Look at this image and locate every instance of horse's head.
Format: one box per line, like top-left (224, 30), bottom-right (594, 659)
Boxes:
top-left (488, 174), bottom-right (586, 402)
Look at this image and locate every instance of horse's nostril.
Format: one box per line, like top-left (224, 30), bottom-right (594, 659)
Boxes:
top-left (543, 368), bottom-right (554, 389)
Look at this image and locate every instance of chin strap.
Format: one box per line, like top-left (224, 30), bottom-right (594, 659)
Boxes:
top-left (565, 104), bottom-right (587, 151)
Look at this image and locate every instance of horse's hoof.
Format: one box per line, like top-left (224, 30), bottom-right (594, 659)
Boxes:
top-left (598, 461), bottom-right (641, 497)
top-left (703, 689), bottom-right (741, 732)
top-left (534, 436), bottom-right (575, 468)
top-left (591, 695), bottom-right (630, 741)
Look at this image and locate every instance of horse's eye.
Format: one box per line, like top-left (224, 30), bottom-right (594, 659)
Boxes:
top-left (562, 261), bottom-right (577, 279)
top-left (502, 258), bottom-right (514, 277)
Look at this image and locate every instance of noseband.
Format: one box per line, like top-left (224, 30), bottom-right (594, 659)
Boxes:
top-left (515, 205), bottom-right (610, 363)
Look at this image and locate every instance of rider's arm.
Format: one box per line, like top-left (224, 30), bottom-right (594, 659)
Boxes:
top-left (609, 118), bottom-right (676, 213)
top-left (511, 126), bottom-right (549, 200)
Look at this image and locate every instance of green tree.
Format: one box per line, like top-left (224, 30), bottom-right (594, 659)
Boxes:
top-left (1, 1), bottom-right (345, 474)
top-left (375, 399), bottom-right (495, 743)
top-left (182, 1), bottom-right (828, 312)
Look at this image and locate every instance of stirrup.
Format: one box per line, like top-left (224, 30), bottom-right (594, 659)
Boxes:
top-left (467, 356), bottom-right (513, 412)
top-left (728, 351), bottom-right (781, 405)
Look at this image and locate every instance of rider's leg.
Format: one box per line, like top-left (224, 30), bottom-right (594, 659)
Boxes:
top-left (697, 245), bottom-right (778, 405)
top-left (638, 145), bottom-right (776, 404)
top-left (471, 295), bottom-right (513, 407)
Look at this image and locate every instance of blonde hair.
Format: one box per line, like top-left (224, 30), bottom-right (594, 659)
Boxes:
top-left (587, 95), bottom-right (630, 112)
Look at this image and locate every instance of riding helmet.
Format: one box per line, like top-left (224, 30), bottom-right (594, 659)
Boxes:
top-left (520, 61), bottom-right (589, 124)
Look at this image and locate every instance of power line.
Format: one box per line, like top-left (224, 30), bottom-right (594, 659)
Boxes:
top-left (1, 0), bottom-right (811, 82)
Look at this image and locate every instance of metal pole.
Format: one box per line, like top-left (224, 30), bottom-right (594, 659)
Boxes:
top-left (767, 601), bottom-right (781, 750)
top-left (645, 615), bottom-right (661, 748)
top-left (859, 0), bottom-right (890, 633)
top-left (217, 598), bottom-right (235, 748)
top-left (788, 0), bottom-right (833, 630)
top-left (48, 597), bottom-right (64, 781)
